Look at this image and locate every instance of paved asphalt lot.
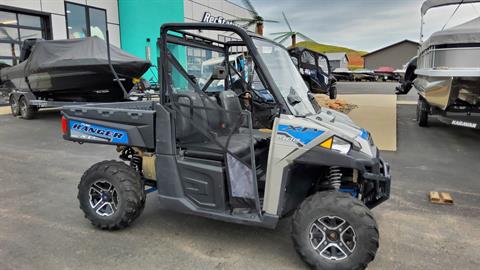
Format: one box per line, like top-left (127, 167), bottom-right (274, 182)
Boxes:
top-left (1, 83), bottom-right (479, 269)
top-left (336, 81), bottom-right (418, 102)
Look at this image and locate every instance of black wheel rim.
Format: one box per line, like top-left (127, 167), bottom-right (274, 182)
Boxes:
top-left (89, 180), bottom-right (119, 217)
top-left (309, 216), bottom-right (357, 261)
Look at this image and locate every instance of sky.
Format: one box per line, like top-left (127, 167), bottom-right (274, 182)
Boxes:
top-left (233, 0), bottom-right (480, 52)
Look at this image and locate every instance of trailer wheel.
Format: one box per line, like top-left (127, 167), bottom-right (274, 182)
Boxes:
top-left (292, 191), bottom-right (379, 270)
top-left (9, 96), bottom-right (20, 116)
top-left (78, 160), bottom-right (145, 230)
top-left (417, 98), bottom-right (429, 127)
top-left (18, 96), bottom-right (35, 119)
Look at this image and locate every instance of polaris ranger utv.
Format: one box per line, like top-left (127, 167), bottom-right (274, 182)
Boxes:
top-left (62, 23), bottom-right (390, 270)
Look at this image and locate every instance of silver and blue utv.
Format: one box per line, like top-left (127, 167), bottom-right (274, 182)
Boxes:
top-left (62, 23), bottom-right (390, 270)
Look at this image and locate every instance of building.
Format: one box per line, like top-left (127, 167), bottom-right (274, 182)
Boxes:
top-left (0, 0), bottom-right (251, 75)
top-left (363, 39), bottom-right (419, 70)
top-left (0, 0), bottom-right (120, 67)
top-left (325, 52), bottom-right (348, 70)
top-left (119, 0), bottom-right (252, 80)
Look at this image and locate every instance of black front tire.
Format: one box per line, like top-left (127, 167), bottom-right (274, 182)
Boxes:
top-left (78, 160), bottom-right (145, 230)
top-left (417, 97), bottom-right (429, 127)
top-left (9, 96), bottom-right (20, 116)
top-left (292, 191), bottom-right (379, 270)
top-left (18, 96), bottom-right (36, 119)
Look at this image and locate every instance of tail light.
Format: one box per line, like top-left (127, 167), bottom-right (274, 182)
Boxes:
top-left (61, 116), bottom-right (68, 135)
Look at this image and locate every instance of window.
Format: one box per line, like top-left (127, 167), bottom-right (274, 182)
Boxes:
top-left (65, 2), bottom-right (107, 40)
top-left (301, 51), bottom-right (316, 66)
top-left (89, 8), bottom-right (107, 40)
top-left (0, 9), bottom-right (48, 66)
top-left (317, 55), bottom-right (329, 73)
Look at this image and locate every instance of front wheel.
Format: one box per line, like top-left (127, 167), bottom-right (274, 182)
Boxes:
top-left (329, 86), bottom-right (337, 100)
top-left (292, 191), bottom-right (379, 270)
top-left (78, 160), bottom-right (145, 230)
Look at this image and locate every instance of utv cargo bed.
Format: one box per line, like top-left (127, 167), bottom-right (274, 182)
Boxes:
top-left (62, 101), bottom-right (157, 148)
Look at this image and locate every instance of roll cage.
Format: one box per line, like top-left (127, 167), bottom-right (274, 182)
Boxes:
top-left (288, 46), bottom-right (331, 75)
top-left (157, 23), bottom-right (291, 115)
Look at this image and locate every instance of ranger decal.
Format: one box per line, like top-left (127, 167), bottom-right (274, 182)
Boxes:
top-left (69, 120), bottom-right (128, 144)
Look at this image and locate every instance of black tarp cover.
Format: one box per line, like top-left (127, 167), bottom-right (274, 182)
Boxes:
top-left (1, 36), bottom-right (150, 80)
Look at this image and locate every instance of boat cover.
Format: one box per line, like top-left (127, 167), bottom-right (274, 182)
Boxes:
top-left (421, 16), bottom-right (480, 51)
top-left (422, 0), bottom-right (480, 15)
top-left (374, 66), bottom-right (395, 73)
top-left (1, 36), bottom-right (150, 80)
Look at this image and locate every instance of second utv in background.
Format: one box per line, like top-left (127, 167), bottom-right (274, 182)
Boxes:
top-left (289, 47), bottom-right (337, 99)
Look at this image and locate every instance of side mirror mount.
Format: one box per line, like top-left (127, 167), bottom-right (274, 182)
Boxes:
top-left (287, 87), bottom-right (302, 105)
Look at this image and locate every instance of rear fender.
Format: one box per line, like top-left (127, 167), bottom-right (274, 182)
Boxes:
top-left (62, 114), bottom-right (153, 148)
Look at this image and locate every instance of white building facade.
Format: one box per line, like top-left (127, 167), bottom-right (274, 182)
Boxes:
top-left (0, 0), bottom-right (252, 68)
top-left (0, 0), bottom-right (120, 66)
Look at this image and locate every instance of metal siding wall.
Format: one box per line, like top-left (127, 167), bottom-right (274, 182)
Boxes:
top-left (364, 42), bottom-right (418, 70)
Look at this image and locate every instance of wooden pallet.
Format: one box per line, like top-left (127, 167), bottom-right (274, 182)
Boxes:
top-left (429, 191), bottom-right (454, 205)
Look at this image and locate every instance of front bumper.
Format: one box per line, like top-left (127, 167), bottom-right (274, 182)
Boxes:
top-left (362, 157), bottom-right (391, 209)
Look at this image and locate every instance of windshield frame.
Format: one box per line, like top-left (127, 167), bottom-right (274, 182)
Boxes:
top-left (252, 37), bottom-right (316, 116)
top-left (159, 23), bottom-right (305, 115)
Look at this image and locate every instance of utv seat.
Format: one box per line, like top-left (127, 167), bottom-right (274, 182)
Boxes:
top-left (175, 90), bottom-right (269, 162)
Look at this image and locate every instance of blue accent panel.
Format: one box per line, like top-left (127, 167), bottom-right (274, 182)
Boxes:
top-left (359, 128), bottom-right (369, 140)
top-left (145, 187), bottom-right (158, 194)
top-left (69, 120), bottom-right (128, 144)
top-left (339, 188), bottom-right (358, 198)
top-left (277, 124), bottom-right (324, 145)
top-left (255, 89), bottom-right (274, 102)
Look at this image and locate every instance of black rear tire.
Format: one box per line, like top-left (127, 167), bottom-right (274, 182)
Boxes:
top-left (18, 96), bottom-right (35, 119)
top-left (329, 86), bottom-right (337, 100)
top-left (78, 160), bottom-right (145, 230)
top-left (292, 191), bottom-right (379, 270)
top-left (417, 97), bottom-right (429, 127)
top-left (9, 96), bottom-right (20, 116)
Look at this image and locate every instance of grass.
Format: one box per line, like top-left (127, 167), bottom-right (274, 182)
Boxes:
top-left (294, 41), bottom-right (367, 68)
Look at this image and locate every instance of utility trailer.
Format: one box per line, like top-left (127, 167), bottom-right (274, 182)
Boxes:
top-left (62, 23), bottom-right (390, 270)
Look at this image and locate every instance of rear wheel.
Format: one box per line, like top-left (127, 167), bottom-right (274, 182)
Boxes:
top-left (9, 96), bottom-right (19, 116)
top-left (292, 191), bottom-right (379, 270)
top-left (417, 97), bottom-right (429, 127)
top-left (78, 160), bottom-right (145, 230)
top-left (18, 96), bottom-right (35, 119)
top-left (329, 86), bottom-right (337, 100)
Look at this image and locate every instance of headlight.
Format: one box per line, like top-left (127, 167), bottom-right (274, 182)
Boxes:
top-left (332, 137), bottom-right (352, 154)
top-left (319, 136), bottom-right (352, 154)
